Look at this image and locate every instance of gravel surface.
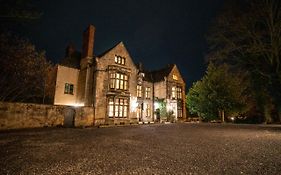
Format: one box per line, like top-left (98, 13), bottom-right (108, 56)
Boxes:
top-left (0, 123), bottom-right (280, 175)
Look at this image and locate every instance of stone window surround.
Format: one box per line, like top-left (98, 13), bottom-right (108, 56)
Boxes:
top-left (109, 72), bottom-right (129, 91)
top-left (107, 96), bottom-right (129, 118)
top-left (114, 55), bottom-right (126, 65)
top-left (64, 83), bottom-right (74, 95)
top-left (145, 87), bottom-right (151, 99)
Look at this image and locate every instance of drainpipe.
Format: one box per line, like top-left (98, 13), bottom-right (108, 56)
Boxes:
top-left (151, 73), bottom-right (155, 122)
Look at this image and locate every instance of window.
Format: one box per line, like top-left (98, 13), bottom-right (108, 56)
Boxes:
top-left (108, 97), bottom-right (129, 118)
top-left (173, 74), bottom-right (178, 80)
top-left (146, 104), bottom-right (151, 117)
top-left (137, 85), bottom-right (142, 98)
top-left (171, 87), bottom-right (176, 99)
top-left (109, 72), bottom-right (128, 90)
top-left (177, 87), bottom-right (182, 99)
top-left (177, 102), bottom-right (183, 118)
top-left (172, 86), bottom-right (182, 99)
top-left (114, 55), bottom-right (125, 65)
top-left (145, 87), bottom-right (151, 99)
top-left (64, 83), bottom-right (74, 94)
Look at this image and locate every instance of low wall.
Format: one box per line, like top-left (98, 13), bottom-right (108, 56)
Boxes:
top-left (0, 102), bottom-right (95, 130)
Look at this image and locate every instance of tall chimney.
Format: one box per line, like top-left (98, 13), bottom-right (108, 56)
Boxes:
top-left (82, 25), bottom-right (95, 58)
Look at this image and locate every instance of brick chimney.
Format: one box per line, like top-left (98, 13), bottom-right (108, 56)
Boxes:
top-left (82, 25), bottom-right (95, 58)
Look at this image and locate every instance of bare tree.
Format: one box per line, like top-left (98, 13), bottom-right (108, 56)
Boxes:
top-left (0, 33), bottom-right (54, 103)
top-left (207, 0), bottom-right (281, 123)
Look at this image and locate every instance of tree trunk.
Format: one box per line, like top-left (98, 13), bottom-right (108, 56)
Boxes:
top-left (221, 110), bottom-right (225, 123)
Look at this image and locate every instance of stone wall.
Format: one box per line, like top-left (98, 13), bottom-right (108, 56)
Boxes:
top-left (0, 102), bottom-right (95, 130)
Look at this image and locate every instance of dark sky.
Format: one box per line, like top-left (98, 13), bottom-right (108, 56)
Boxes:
top-left (23, 0), bottom-right (224, 88)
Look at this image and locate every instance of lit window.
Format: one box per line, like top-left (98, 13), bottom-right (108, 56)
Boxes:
top-left (145, 87), bottom-right (151, 99)
top-left (108, 97), bottom-right (129, 118)
top-left (108, 98), bottom-right (114, 117)
top-left (64, 83), bottom-right (74, 95)
top-left (173, 74), bottom-right (178, 80)
top-left (146, 104), bottom-right (151, 117)
top-left (137, 85), bottom-right (142, 98)
top-left (109, 72), bottom-right (128, 90)
top-left (114, 55), bottom-right (125, 65)
top-left (177, 87), bottom-right (182, 99)
top-left (172, 87), bottom-right (176, 99)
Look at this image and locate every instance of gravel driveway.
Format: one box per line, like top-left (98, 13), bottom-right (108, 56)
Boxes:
top-left (0, 123), bottom-right (280, 175)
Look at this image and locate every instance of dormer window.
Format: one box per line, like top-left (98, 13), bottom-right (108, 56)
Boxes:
top-left (115, 55), bottom-right (125, 65)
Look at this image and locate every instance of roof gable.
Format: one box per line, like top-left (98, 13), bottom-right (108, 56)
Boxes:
top-left (97, 41), bottom-right (137, 70)
top-left (167, 65), bottom-right (185, 84)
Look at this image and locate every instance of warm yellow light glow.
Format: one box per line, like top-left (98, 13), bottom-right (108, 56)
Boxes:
top-left (130, 97), bottom-right (138, 112)
top-left (69, 103), bottom-right (84, 107)
top-left (154, 102), bottom-right (159, 109)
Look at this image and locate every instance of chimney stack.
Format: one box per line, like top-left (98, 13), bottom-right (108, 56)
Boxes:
top-left (82, 25), bottom-right (95, 58)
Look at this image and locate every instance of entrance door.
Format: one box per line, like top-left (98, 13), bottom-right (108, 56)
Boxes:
top-left (64, 107), bottom-right (75, 127)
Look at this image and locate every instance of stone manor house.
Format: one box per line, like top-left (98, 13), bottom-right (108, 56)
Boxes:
top-left (54, 25), bottom-right (186, 125)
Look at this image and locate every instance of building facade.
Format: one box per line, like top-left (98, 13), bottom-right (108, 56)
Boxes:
top-left (54, 25), bottom-right (186, 125)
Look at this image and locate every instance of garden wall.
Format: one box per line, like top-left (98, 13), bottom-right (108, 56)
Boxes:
top-left (0, 102), bottom-right (94, 130)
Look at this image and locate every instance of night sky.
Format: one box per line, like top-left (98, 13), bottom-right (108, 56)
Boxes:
top-left (22, 0), bottom-right (224, 88)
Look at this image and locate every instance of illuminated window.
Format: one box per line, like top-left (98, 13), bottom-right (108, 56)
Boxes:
top-left (108, 98), bottom-right (114, 117)
top-left (173, 74), bottom-right (178, 80)
top-left (114, 55), bottom-right (125, 65)
top-left (145, 87), bottom-right (151, 99)
top-left (172, 87), bottom-right (176, 99)
top-left (108, 97), bottom-right (129, 118)
top-left (146, 104), bottom-right (151, 117)
top-left (177, 87), bottom-right (182, 99)
top-left (172, 86), bottom-right (182, 99)
top-left (64, 83), bottom-right (74, 95)
top-left (109, 72), bottom-right (128, 90)
top-left (137, 85), bottom-right (142, 98)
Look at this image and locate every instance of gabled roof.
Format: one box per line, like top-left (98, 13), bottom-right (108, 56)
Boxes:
top-left (144, 64), bottom-right (175, 82)
top-left (97, 41), bottom-right (123, 58)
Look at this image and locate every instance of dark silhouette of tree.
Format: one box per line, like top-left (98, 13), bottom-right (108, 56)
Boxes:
top-left (0, 33), bottom-right (54, 103)
top-left (207, 0), bottom-right (281, 123)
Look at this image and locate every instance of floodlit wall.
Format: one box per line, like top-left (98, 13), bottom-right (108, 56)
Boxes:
top-left (0, 102), bottom-right (94, 130)
top-left (54, 65), bottom-right (80, 106)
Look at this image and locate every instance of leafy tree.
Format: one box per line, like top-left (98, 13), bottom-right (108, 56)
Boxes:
top-left (207, 0), bottom-right (281, 122)
top-left (187, 63), bottom-right (249, 122)
top-left (0, 33), bottom-right (54, 103)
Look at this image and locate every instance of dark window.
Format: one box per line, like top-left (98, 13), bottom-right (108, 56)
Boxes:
top-left (64, 83), bottom-right (74, 95)
top-left (177, 104), bottom-right (183, 118)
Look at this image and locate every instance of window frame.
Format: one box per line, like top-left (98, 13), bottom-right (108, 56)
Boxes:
top-left (114, 55), bottom-right (126, 65)
top-left (145, 87), bottom-right (151, 99)
top-left (108, 97), bottom-right (129, 118)
top-left (137, 85), bottom-right (142, 98)
top-left (64, 83), bottom-right (74, 95)
top-left (109, 72), bottom-right (129, 91)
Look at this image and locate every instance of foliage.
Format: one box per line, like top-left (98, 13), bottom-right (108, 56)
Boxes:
top-left (157, 100), bottom-right (176, 122)
top-left (186, 63), bottom-right (249, 121)
top-left (207, 0), bottom-right (281, 122)
top-left (0, 33), bottom-right (54, 103)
